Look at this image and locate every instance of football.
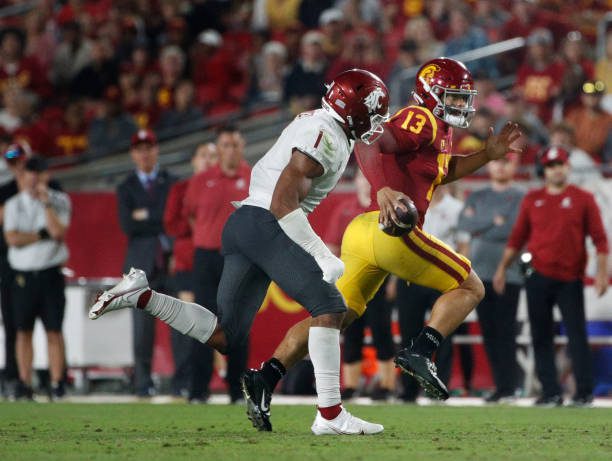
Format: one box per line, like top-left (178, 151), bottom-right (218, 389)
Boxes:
top-left (381, 197), bottom-right (418, 236)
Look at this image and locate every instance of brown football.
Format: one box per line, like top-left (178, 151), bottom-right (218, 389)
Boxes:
top-left (381, 197), bottom-right (418, 236)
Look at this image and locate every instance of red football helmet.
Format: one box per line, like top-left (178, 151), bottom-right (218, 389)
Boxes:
top-left (322, 68), bottom-right (389, 144)
top-left (412, 57), bottom-right (477, 128)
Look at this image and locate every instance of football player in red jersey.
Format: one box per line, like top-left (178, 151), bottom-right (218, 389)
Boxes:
top-left (249, 58), bottom-right (522, 405)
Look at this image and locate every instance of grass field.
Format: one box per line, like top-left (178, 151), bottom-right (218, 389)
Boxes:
top-left (0, 403), bottom-right (610, 461)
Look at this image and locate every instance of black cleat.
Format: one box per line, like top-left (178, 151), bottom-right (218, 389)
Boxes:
top-left (394, 349), bottom-right (449, 400)
top-left (534, 394), bottom-right (563, 407)
top-left (241, 369), bottom-right (272, 431)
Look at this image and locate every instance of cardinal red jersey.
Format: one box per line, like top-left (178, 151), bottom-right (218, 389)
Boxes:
top-left (355, 104), bottom-right (453, 228)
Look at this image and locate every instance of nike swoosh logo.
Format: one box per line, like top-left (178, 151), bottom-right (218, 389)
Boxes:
top-left (260, 389), bottom-right (269, 413)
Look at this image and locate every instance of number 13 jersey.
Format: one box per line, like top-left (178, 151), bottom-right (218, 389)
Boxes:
top-left (355, 104), bottom-right (453, 228)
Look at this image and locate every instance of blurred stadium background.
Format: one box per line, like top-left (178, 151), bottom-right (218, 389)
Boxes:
top-left (0, 0), bottom-right (610, 405)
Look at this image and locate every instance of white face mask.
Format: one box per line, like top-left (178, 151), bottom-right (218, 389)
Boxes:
top-left (360, 112), bottom-right (389, 145)
top-left (417, 76), bottom-right (477, 128)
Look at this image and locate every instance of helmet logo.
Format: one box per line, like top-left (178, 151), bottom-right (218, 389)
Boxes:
top-left (419, 64), bottom-right (441, 84)
top-left (364, 87), bottom-right (386, 113)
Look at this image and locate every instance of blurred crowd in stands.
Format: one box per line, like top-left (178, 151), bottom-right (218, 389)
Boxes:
top-left (0, 0), bottom-right (608, 169)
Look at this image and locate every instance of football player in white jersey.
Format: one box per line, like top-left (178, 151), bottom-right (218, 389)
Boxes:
top-left (89, 69), bottom-right (390, 435)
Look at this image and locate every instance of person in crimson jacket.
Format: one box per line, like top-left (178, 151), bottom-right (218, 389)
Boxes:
top-left (163, 142), bottom-right (218, 398)
top-left (183, 126), bottom-right (251, 403)
top-left (493, 146), bottom-right (609, 407)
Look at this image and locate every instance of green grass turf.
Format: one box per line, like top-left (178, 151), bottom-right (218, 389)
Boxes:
top-left (0, 403), bottom-right (610, 461)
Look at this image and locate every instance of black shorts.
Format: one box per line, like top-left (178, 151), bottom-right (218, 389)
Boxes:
top-left (12, 266), bottom-right (66, 332)
top-left (217, 206), bottom-right (346, 349)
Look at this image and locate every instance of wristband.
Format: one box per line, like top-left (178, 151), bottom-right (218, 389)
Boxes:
top-left (38, 228), bottom-right (51, 240)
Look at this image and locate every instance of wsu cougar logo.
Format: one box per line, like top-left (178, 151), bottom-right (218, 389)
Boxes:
top-left (364, 87), bottom-right (386, 113)
top-left (419, 64), bottom-right (441, 84)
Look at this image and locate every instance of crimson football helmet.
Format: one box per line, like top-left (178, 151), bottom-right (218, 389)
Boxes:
top-left (322, 68), bottom-right (389, 144)
top-left (412, 57), bottom-right (477, 128)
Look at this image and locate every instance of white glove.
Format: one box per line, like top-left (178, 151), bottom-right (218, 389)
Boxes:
top-left (315, 253), bottom-right (345, 284)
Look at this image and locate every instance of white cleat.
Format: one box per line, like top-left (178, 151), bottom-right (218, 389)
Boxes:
top-left (311, 408), bottom-right (384, 435)
top-left (89, 268), bottom-right (149, 320)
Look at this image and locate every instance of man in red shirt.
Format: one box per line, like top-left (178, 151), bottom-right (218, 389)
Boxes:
top-left (494, 146), bottom-right (609, 406)
top-left (183, 126), bottom-right (251, 403)
top-left (163, 142), bottom-right (218, 399)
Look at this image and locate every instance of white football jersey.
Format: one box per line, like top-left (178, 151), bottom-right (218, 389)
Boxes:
top-left (241, 109), bottom-right (354, 213)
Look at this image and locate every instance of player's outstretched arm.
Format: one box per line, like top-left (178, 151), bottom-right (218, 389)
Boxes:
top-left (443, 122), bottom-right (522, 184)
top-left (271, 149), bottom-right (344, 285)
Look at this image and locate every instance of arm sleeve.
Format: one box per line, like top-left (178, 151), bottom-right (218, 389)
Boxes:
top-left (164, 182), bottom-right (192, 238)
top-left (584, 192), bottom-right (609, 254)
top-left (456, 191), bottom-right (494, 236)
top-left (506, 196), bottom-right (531, 251)
top-left (54, 194), bottom-right (71, 227)
top-left (3, 200), bottom-right (17, 232)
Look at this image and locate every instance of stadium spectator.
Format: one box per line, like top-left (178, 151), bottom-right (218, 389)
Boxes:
top-left (514, 28), bottom-right (565, 124)
top-left (157, 45), bottom-right (185, 112)
top-left (4, 156), bottom-right (70, 400)
top-left (283, 31), bottom-right (328, 115)
top-left (443, 5), bottom-right (497, 78)
top-left (494, 146), bottom-right (609, 406)
top-left (473, 0), bottom-right (510, 43)
top-left (403, 16), bottom-right (443, 63)
top-left (248, 41), bottom-right (287, 104)
top-left (473, 73), bottom-right (507, 117)
top-left (0, 86), bottom-right (28, 134)
top-left (548, 122), bottom-right (600, 186)
top-left (457, 154), bottom-right (524, 402)
top-left (336, 0), bottom-right (383, 29)
top-left (395, 186), bottom-right (469, 401)
top-left (324, 171), bottom-right (396, 401)
top-left (49, 99), bottom-right (88, 159)
top-left (387, 39), bottom-right (419, 111)
top-left (87, 86), bottom-right (138, 158)
top-left (318, 8), bottom-right (346, 61)
top-left (564, 81), bottom-right (611, 163)
top-left (557, 31), bottom-right (595, 112)
top-left (183, 126), bottom-right (251, 404)
top-left (163, 142), bottom-right (218, 399)
top-left (51, 20), bottom-right (93, 90)
top-left (157, 80), bottom-right (204, 134)
top-left (191, 29), bottom-right (245, 115)
top-left (326, 28), bottom-right (388, 83)
top-left (0, 27), bottom-right (50, 99)
top-left (117, 129), bottom-right (176, 397)
top-left (23, 8), bottom-right (56, 74)
top-left (71, 37), bottom-right (118, 99)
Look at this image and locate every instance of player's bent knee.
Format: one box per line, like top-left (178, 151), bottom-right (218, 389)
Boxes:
top-left (464, 271), bottom-right (485, 304)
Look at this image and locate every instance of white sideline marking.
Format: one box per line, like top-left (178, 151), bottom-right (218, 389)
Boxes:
top-left (49, 395), bottom-right (612, 408)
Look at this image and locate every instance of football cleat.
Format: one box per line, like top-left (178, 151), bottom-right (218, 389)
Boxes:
top-left (241, 369), bottom-right (272, 432)
top-left (394, 349), bottom-right (449, 400)
top-left (89, 268), bottom-right (149, 320)
top-left (311, 408), bottom-right (384, 435)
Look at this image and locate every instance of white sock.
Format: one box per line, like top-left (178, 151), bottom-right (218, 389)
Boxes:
top-left (308, 326), bottom-right (341, 408)
top-left (144, 291), bottom-right (217, 343)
